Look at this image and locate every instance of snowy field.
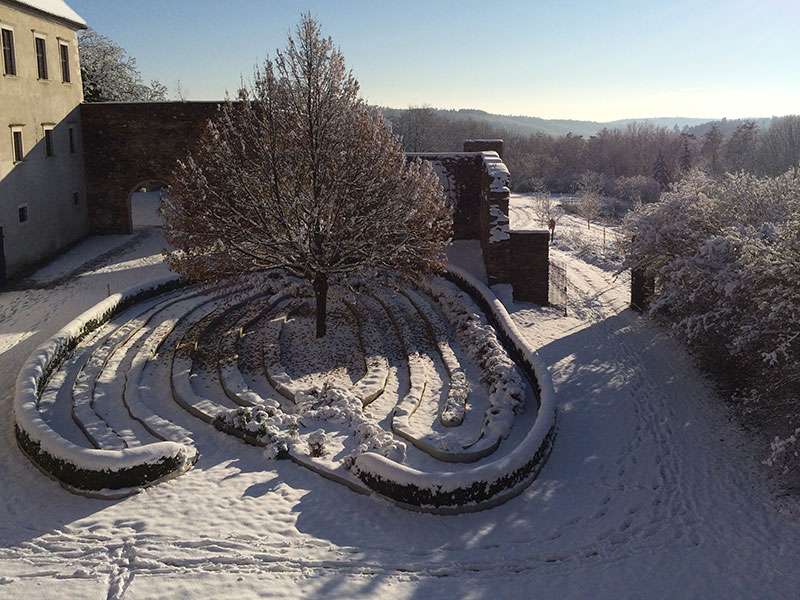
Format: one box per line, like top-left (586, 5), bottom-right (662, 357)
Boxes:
top-left (510, 193), bottom-right (625, 272)
top-left (1, 228), bottom-right (800, 598)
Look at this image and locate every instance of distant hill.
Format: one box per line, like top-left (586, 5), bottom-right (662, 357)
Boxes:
top-left (380, 107), bottom-right (720, 138)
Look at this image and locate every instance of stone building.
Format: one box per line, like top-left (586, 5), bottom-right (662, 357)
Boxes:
top-left (0, 0), bottom-right (87, 281)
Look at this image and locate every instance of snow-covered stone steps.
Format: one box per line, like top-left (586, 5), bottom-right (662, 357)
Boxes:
top-left (15, 268), bottom-right (555, 511)
top-left (342, 297), bottom-right (390, 406)
top-left (430, 277), bottom-right (527, 447)
top-left (369, 287), bottom-right (509, 464)
top-left (218, 290), bottom-right (295, 409)
top-left (373, 290), bottom-right (478, 461)
top-left (72, 285), bottom-right (226, 450)
top-left (262, 306), bottom-right (302, 402)
top-left (15, 275), bottom-right (199, 496)
top-left (370, 290), bottom-right (431, 431)
top-left (237, 306), bottom-right (296, 414)
top-left (171, 287), bottom-right (263, 424)
top-left (119, 288), bottom-right (243, 445)
top-left (400, 287), bottom-right (469, 427)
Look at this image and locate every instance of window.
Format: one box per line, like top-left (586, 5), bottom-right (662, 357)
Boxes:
top-left (11, 128), bottom-right (23, 162)
top-left (1, 28), bottom-right (15, 76)
top-left (68, 127), bottom-right (75, 153)
top-left (72, 192), bottom-right (79, 206)
top-left (59, 41), bottom-right (70, 83)
top-left (18, 205), bottom-right (28, 224)
top-left (43, 126), bottom-right (54, 157)
top-left (34, 35), bottom-right (47, 80)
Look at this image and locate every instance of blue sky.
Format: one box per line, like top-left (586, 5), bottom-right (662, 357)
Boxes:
top-left (68, 0), bottom-right (799, 121)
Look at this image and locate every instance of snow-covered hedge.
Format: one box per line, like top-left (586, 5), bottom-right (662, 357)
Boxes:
top-left (14, 275), bottom-right (198, 495)
top-left (623, 171), bottom-right (800, 469)
top-left (352, 266), bottom-right (557, 512)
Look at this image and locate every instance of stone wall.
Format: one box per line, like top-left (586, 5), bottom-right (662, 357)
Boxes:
top-left (81, 101), bottom-right (221, 233)
top-left (405, 152), bottom-right (483, 239)
top-left (509, 231), bottom-right (550, 304)
top-left (80, 104), bottom-right (552, 305)
top-left (478, 152), bottom-right (512, 286)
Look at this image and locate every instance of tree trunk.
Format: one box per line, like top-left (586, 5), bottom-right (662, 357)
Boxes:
top-left (313, 272), bottom-right (328, 338)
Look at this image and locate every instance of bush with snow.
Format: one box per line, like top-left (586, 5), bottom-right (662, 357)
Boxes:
top-left (623, 170), bottom-right (800, 469)
top-left (217, 405), bottom-right (300, 459)
top-left (219, 383), bottom-right (406, 467)
top-left (297, 384), bottom-right (406, 466)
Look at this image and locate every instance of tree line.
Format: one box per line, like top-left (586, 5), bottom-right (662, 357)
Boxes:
top-left (387, 107), bottom-right (800, 199)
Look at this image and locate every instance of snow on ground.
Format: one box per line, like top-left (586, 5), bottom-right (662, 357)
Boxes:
top-left (20, 234), bottom-right (139, 287)
top-left (1, 228), bottom-right (800, 598)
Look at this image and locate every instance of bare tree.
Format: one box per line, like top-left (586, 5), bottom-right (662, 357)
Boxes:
top-left (757, 116), bottom-right (800, 176)
top-left (576, 170), bottom-right (606, 195)
top-left (532, 195), bottom-right (564, 227)
top-left (397, 106), bottom-right (441, 152)
top-left (163, 15), bottom-right (452, 338)
top-left (578, 192), bottom-right (602, 229)
top-left (78, 28), bottom-right (168, 102)
top-left (702, 124), bottom-right (723, 176)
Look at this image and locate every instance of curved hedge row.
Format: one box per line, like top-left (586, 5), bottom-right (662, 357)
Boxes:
top-left (352, 266), bottom-right (557, 513)
top-left (14, 275), bottom-right (198, 496)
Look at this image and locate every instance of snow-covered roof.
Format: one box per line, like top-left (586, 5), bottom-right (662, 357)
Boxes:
top-left (8, 0), bottom-right (87, 28)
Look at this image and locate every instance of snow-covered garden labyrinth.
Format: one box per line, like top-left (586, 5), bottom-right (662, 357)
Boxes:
top-left (15, 266), bottom-right (556, 513)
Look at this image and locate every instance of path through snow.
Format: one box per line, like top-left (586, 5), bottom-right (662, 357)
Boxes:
top-left (0, 232), bottom-right (798, 598)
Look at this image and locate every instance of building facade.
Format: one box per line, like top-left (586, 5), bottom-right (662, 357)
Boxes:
top-left (0, 0), bottom-right (87, 281)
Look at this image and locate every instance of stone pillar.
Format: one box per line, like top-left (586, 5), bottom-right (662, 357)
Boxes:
top-left (630, 268), bottom-right (655, 312)
top-left (509, 230), bottom-right (550, 304)
top-left (483, 188), bottom-right (512, 285)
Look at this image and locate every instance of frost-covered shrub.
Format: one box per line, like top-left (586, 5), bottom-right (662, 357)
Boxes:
top-left (623, 170), bottom-right (800, 467)
top-left (222, 383), bottom-right (406, 467)
top-left (307, 429), bottom-right (329, 457)
top-left (298, 384), bottom-right (406, 466)
top-left (217, 405), bottom-right (299, 459)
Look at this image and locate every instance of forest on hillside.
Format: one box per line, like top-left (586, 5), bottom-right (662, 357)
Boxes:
top-left (384, 107), bottom-right (800, 199)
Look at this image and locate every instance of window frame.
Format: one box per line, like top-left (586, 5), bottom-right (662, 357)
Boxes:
top-left (11, 126), bottom-right (24, 163)
top-left (1, 25), bottom-right (16, 76)
top-left (68, 126), bottom-right (75, 153)
top-left (58, 39), bottom-right (70, 83)
top-left (42, 124), bottom-right (55, 157)
top-left (33, 32), bottom-right (48, 80)
top-left (18, 204), bottom-right (29, 224)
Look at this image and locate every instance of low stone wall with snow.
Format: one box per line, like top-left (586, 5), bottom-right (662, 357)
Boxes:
top-left (14, 276), bottom-right (198, 496)
top-left (351, 266), bottom-right (557, 513)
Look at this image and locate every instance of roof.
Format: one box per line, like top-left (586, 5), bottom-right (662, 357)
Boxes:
top-left (7, 0), bottom-right (87, 29)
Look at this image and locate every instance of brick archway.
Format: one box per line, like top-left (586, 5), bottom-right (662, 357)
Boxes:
top-left (81, 102), bottom-right (222, 233)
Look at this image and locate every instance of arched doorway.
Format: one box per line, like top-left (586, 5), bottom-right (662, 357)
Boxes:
top-left (129, 181), bottom-right (168, 230)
